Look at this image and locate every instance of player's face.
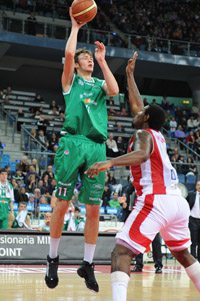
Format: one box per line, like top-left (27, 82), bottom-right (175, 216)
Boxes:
top-left (19, 204), bottom-right (27, 211)
top-left (77, 53), bottom-right (94, 73)
top-left (0, 172), bottom-right (8, 184)
top-left (132, 106), bottom-right (149, 129)
top-left (132, 110), bottom-right (146, 129)
top-left (45, 213), bottom-right (51, 222)
top-left (196, 181), bottom-right (200, 192)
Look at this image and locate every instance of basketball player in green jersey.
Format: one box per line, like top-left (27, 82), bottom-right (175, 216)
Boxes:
top-left (0, 168), bottom-right (14, 229)
top-left (45, 7), bottom-right (119, 292)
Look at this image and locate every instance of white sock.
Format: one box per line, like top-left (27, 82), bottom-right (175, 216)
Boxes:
top-left (49, 237), bottom-right (60, 259)
top-left (83, 243), bottom-right (96, 264)
top-left (185, 261), bottom-right (200, 292)
top-left (111, 271), bottom-right (130, 301)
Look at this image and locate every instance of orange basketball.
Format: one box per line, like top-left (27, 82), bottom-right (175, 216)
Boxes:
top-left (71, 0), bottom-right (97, 23)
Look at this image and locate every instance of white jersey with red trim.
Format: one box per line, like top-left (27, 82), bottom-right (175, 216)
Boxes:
top-left (128, 128), bottom-right (179, 196)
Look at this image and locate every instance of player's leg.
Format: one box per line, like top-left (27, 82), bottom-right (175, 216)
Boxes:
top-left (111, 244), bottom-right (135, 301)
top-left (45, 199), bottom-right (69, 289)
top-left (111, 194), bottom-right (163, 301)
top-left (45, 135), bottom-right (82, 288)
top-left (8, 212), bottom-right (15, 228)
top-left (77, 203), bottom-right (100, 292)
top-left (77, 182), bottom-right (102, 292)
top-left (161, 194), bottom-right (200, 291)
top-left (171, 248), bottom-right (200, 291)
top-left (189, 216), bottom-right (198, 259)
top-left (84, 203), bottom-right (100, 254)
top-left (77, 140), bottom-right (106, 292)
top-left (132, 253), bottom-right (143, 272)
top-left (152, 233), bottom-right (163, 273)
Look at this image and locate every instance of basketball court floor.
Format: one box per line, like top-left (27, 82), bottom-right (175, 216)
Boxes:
top-left (0, 263), bottom-right (199, 301)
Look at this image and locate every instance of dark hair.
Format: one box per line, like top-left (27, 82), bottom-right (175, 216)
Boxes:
top-left (74, 206), bottom-right (80, 212)
top-left (19, 201), bottom-right (27, 207)
top-left (74, 48), bottom-right (93, 64)
top-left (0, 168), bottom-right (7, 174)
top-left (145, 104), bottom-right (166, 130)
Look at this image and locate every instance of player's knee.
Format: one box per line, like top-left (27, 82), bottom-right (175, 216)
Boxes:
top-left (111, 246), bottom-right (119, 263)
top-left (111, 245), bottom-right (128, 263)
top-left (111, 245), bottom-right (132, 272)
top-left (85, 204), bottom-right (99, 220)
top-left (55, 200), bottom-right (69, 214)
top-left (172, 248), bottom-right (190, 265)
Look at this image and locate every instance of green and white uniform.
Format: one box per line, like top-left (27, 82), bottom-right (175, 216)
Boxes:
top-left (0, 181), bottom-right (14, 229)
top-left (63, 214), bottom-right (85, 232)
top-left (55, 74), bottom-right (107, 204)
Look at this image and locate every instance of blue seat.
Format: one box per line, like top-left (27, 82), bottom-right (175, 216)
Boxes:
top-left (2, 154), bottom-right (10, 161)
top-left (27, 203), bottom-right (34, 212)
top-left (0, 154), bottom-right (10, 168)
top-left (185, 173), bottom-right (196, 192)
top-left (0, 161), bottom-right (7, 168)
top-left (106, 207), bottom-right (118, 215)
top-left (178, 173), bottom-right (185, 184)
top-left (100, 207), bottom-right (105, 214)
top-left (1, 154), bottom-right (10, 163)
top-left (39, 204), bottom-right (52, 213)
top-left (186, 173), bottom-right (196, 184)
top-left (13, 202), bottom-right (18, 212)
top-left (79, 206), bottom-right (104, 214)
top-left (80, 205), bottom-right (86, 214)
top-left (10, 162), bottom-right (16, 173)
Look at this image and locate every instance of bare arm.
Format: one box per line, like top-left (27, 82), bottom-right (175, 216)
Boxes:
top-left (126, 52), bottom-right (144, 115)
top-left (94, 41), bottom-right (119, 96)
top-left (86, 130), bottom-right (153, 176)
top-left (10, 202), bottom-right (14, 212)
top-left (61, 8), bottom-right (86, 92)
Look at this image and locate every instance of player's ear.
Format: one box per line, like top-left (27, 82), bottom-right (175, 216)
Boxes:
top-left (74, 62), bottom-right (79, 70)
top-left (144, 113), bottom-right (149, 122)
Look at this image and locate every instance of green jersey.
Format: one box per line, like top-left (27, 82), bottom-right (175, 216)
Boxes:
top-left (109, 199), bottom-right (121, 209)
top-left (62, 74), bottom-right (107, 143)
top-left (0, 181), bottom-right (14, 221)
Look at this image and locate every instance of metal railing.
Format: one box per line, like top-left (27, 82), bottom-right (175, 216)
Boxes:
top-left (172, 138), bottom-right (200, 162)
top-left (162, 127), bottom-right (200, 163)
top-left (1, 14), bottom-right (200, 57)
top-left (20, 125), bottom-right (48, 153)
top-left (0, 106), bottom-right (17, 143)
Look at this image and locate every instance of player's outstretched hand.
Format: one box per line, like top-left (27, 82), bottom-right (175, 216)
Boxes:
top-left (85, 160), bottom-right (112, 177)
top-left (94, 41), bottom-right (106, 63)
top-left (126, 51), bottom-right (138, 75)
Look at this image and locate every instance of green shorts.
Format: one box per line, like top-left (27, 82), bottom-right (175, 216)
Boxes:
top-left (0, 218), bottom-right (8, 229)
top-left (54, 134), bottom-right (106, 205)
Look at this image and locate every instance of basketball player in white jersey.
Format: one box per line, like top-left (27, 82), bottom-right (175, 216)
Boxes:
top-left (86, 52), bottom-right (200, 301)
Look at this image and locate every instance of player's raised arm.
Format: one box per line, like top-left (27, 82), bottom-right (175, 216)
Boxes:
top-left (126, 52), bottom-right (144, 115)
top-left (94, 41), bottom-right (119, 96)
top-left (61, 8), bottom-right (86, 92)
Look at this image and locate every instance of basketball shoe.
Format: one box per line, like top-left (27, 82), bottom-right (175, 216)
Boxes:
top-left (45, 255), bottom-right (59, 288)
top-left (77, 261), bottom-right (99, 292)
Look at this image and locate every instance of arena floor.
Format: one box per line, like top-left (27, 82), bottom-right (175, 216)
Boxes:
top-left (0, 263), bottom-right (199, 301)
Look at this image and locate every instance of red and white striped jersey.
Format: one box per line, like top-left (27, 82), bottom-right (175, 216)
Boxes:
top-left (128, 128), bottom-right (178, 196)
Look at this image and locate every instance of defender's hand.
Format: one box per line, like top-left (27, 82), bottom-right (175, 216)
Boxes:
top-left (85, 160), bottom-right (112, 177)
top-left (126, 51), bottom-right (138, 74)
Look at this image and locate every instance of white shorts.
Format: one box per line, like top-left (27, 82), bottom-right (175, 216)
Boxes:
top-left (116, 193), bottom-right (191, 253)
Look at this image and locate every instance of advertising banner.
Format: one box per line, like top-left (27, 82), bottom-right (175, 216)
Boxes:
top-left (0, 231), bottom-right (116, 264)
